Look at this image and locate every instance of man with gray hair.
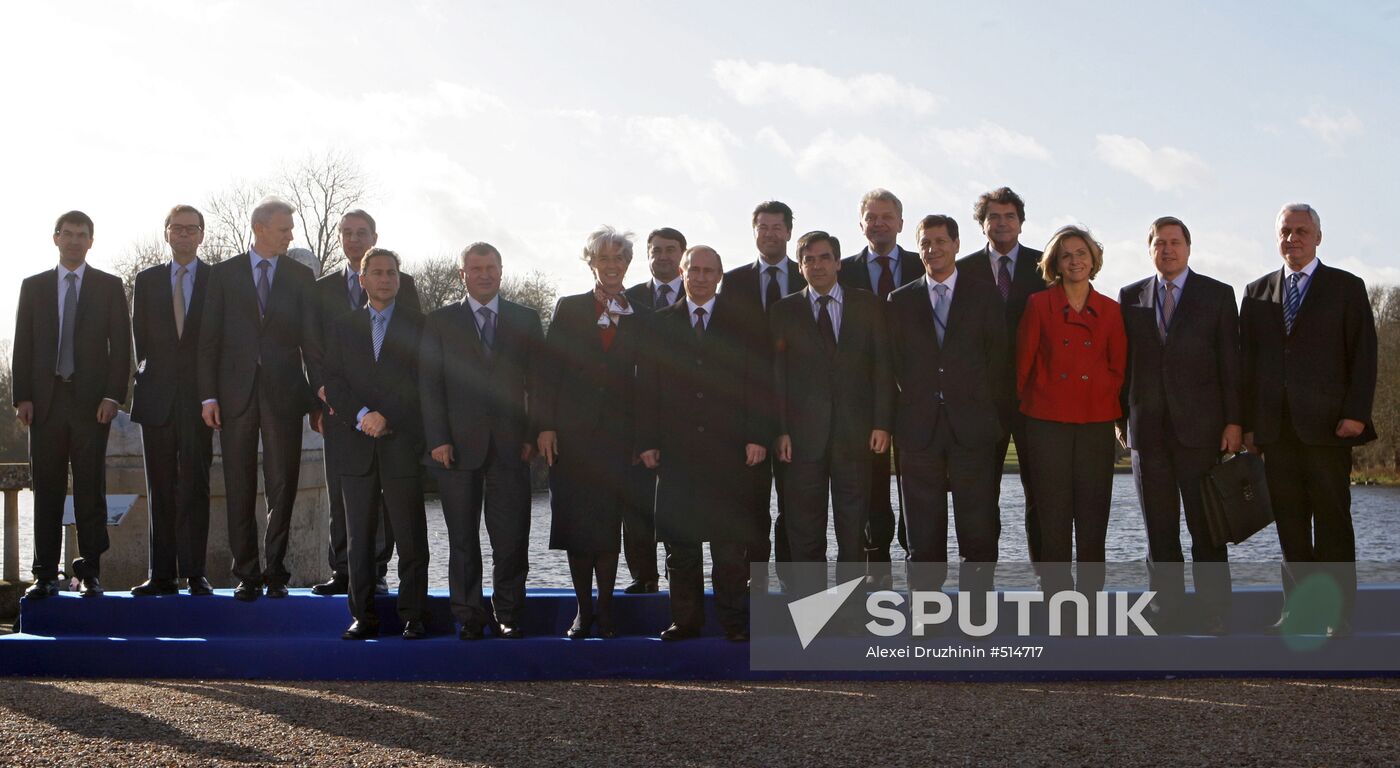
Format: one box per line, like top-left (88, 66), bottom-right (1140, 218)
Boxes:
top-left (1241, 203), bottom-right (1377, 638)
top-left (198, 196), bottom-right (321, 601)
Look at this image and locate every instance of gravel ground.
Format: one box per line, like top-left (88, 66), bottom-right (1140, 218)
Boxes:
top-left (1, 677), bottom-right (1397, 766)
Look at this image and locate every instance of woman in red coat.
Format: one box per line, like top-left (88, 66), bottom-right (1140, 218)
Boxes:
top-left (1016, 225), bottom-right (1126, 597)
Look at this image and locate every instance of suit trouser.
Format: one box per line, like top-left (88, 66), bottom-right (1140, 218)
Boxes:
top-left (748, 458), bottom-right (790, 572)
top-left (1131, 437), bottom-right (1231, 622)
top-left (622, 463), bottom-right (661, 583)
top-left (900, 412), bottom-right (1000, 596)
top-left (861, 444), bottom-right (897, 565)
top-left (30, 380), bottom-right (110, 581)
top-left (994, 412), bottom-right (1040, 562)
top-left (139, 389), bottom-right (213, 581)
top-left (784, 442), bottom-right (870, 592)
top-left (665, 541), bottom-right (748, 632)
top-left (342, 461), bottom-right (427, 624)
top-left (434, 445), bottom-right (530, 628)
top-left (1025, 418), bottom-right (1115, 596)
top-left (219, 376), bottom-right (304, 586)
top-left (324, 428), bottom-right (393, 582)
top-left (1263, 416), bottom-right (1356, 623)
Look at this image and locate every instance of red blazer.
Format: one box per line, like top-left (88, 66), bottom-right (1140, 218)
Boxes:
top-left (1016, 283), bottom-right (1126, 424)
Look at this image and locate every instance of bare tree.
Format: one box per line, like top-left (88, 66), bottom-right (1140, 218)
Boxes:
top-left (112, 233), bottom-right (169, 306)
top-left (0, 341), bottom-right (26, 461)
top-left (280, 150), bottom-right (367, 277)
top-left (202, 180), bottom-right (266, 263)
top-left (410, 254), bottom-right (464, 313)
top-left (501, 270), bottom-right (559, 331)
top-left (1358, 284), bottom-right (1399, 474)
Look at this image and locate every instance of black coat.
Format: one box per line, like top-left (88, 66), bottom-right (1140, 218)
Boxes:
top-left (323, 304), bottom-right (426, 479)
top-left (837, 245), bottom-right (922, 294)
top-left (770, 287), bottom-right (893, 462)
top-left (638, 295), bottom-right (773, 543)
top-left (722, 257), bottom-right (807, 311)
top-left (956, 245), bottom-right (1045, 425)
top-left (130, 261), bottom-right (209, 427)
top-left (1240, 261), bottom-right (1377, 446)
top-left (12, 265), bottom-right (131, 425)
top-left (1118, 270), bottom-right (1243, 450)
top-left (196, 252), bottom-right (319, 418)
top-left (624, 279), bottom-right (685, 311)
top-left (306, 267), bottom-right (421, 393)
top-left (887, 275), bottom-right (1007, 450)
top-left (418, 296), bottom-right (543, 471)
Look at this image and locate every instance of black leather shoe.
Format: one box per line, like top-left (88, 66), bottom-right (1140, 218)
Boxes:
top-left (623, 579), bottom-right (659, 594)
top-left (725, 628), bottom-right (750, 642)
top-left (233, 582), bottom-right (261, 602)
top-left (311, 577), bottom-right (347, 596)
top-left (567, 615), bottom-right (594, 639)
top-left (79, 577), bottom-right (104, 597)
top-left (23, 580), bottom-right (59, 600)
top-left (402, 620), bottom-right (428, 640)
top-left (660, 623), bottom-right (700, 641)
top-left (1263, 613), bottom-right (1289, 635)
top-left (495, 622), bottom-right (524, 640)
top-left (458, 625), bottom-right (484, 641)
top-left (342, 620), bottom-right (379, 640)
top-left (131, 579), bottom-right (179, 596)
top-left (265, 583), bottom-right (289, 599)
top-left (375, 577), bottom-right (389, 595)
top-left (1200, 616), bottom-right (1229, 636)
top-left (1327, 621), bottom-right (1353, 639)
top-left (187, 576), bottom-right (214, 596)
top-left (596, 618), bottom-right (618, 640)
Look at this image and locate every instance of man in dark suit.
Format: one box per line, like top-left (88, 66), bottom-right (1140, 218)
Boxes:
top-left (955, 186), bottom-right (1046, 562)
top-left (617, 226), bottom-right (687, 594)
top-left (13, 211), bottom-right (131, 599)
top-left (1118, 217), bottom-right (1242, 634)
top-left (130, 205), bottom-right (215, 597)
top-left (307, 209), bottom-right (422, 598)
top-left (198, 197), bottom-right (321, 601)
top-left (838, 189), bottom-right (922, 587)
top-left (419, 241), bottom-right (542, 640)
top-left (640, 245), bottom-right (772, 641)
top-left (889, 215), bottom-right (1007, 599)
top-left (721, 200), bottom-right (804, 586)
top-left (1241, 203), bottom-right (1377, 637)
top-left (773, 231), bottom-right (893, 591)
top-left (324, 248), bottom-right (430, 641)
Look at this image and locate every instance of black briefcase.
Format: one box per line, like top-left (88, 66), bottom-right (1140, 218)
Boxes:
top-left (1202, 451), bottom-right (1274, 547)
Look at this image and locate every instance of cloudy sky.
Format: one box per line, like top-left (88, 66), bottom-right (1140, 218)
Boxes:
top-left (4, 0), bottom-right (1398, 343)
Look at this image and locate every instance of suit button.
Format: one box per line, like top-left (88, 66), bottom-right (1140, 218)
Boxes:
top-left (1081, 375), bottom-right (1089, 381)
top-left (1059, 373), bottom-right (1068, 380)
top-left (1063, 338), bottom-right (1070, 346)
top-left (938, 367), bottom-right (944, 373)
top-left (697, 426), bottom-right (705, 433)
top-left (1083, 340), bottom-right (1092, 347)
top-left (696, 392), bottom-right (704, 399)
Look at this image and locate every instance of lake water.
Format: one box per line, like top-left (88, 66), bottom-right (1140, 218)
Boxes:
top-left (10, 477), bottom-right (1400, 588)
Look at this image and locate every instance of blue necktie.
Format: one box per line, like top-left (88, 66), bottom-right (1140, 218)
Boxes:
top-left (1283, 272), bottom-right (1302, 334)
top-left (256, 260), bottom-right (271, 316)
top-left (932, 284), bottom-right (949, 345)
top-left (477, 306), bottom-right (496, 352)
top-left (57, 272), bottom-right (78, 379)
top-left (372, 313), bottom-right (387, 361)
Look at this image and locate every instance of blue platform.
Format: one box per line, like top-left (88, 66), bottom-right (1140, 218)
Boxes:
top-left (2, 586), bottom-right (1398, 680)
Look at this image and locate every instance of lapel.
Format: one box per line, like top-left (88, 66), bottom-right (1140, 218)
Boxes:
top-left (231, 254), bottom-right (262, 325)
top-left (787, 258), bottom-right (808, 292)
top-left (73, 265), bottom-right (96, 333)
top-left (968, 247), bottom-right (996, 282)
top-left (848, 249), bottom-right (875, 291)
top-left (351, 308), bottom-right (376, 366)
top-left (898, 246), bottom-right (922, 287)
top-left (1126, 277), bottom-right (1162, 347)
top-left (1164, 272), bottom-right (1199, 341)
top-left (152, 263), bottom-right (177, 342)
top-left (264, 256), bottom-right (297, 326)
top-left (907, 275), bottom-right (940, 347)
top-left (187, 259), bottom-right (210, 328)
top-left (1291, 261), bottom-right (1327, 331)
top-left (1263, 268), bottom-right (1286, 335)
top-left (36, 269), bottom-right (59, 344)
top-left (943, 279), bottom-right (971, 345)
top-left (796, 287), bottom-right (835, 356)
top-left (458, 298), bottom-right (489, 361)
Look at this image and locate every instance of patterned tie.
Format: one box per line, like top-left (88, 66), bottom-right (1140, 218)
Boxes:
top-left (1283, 272), bottom-right (1303, 334)
top-left (693, 307), bottom-right (707, 341)
top-left (256, 260), bottom-right (271, 317)
top-left (875, 256), bottom-right (895, 300)
top-left (764, 265), bottom-right (781, 309)
top-left (372, 313), bottom-right (387, 361)
top-left (932, 284), bottom-right (949, 345)
top-left (657, 283), bottom-right (672, 307)
top-left (996, 256), bottom-right (1012, 302)
top-left (173, 265), bottom-right (188, 339)
top-left (816, 295), bottom-right (837, 351)
top-left (1159, 281), bottom-right (1176, 341)
top-left (57, 272), bottom-right (78, 379)
top-left (477, 306), bottom-right (496, 352)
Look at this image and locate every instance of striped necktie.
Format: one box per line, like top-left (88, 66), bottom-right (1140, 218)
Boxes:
top-left (372, 313), bottom-right (387, 361)
top-left (1283, 272), bottom-right (1303, 334)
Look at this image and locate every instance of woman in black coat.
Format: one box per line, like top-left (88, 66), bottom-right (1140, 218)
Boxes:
top-left (536, 226), bottom-right (650, 638)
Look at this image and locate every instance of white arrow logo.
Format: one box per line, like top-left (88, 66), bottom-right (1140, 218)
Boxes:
top-left (787, 576), bottom-right (866, 649)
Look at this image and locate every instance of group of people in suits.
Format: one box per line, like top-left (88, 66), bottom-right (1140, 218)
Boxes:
top-left (11, 185), bottom-right (1376, 642)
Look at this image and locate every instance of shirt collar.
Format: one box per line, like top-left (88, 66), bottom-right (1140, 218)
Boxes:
top-left (1287, 258), bottom-right (1320, 280)
top-left (655, 276), bottom-right (683, 294)
top-left (756, 257), bottom-right (789, 276)
top-left (345, 263), bottom-right (360, 279)
top-left (249, 247), bottom-right (277, 268)
top-left (809, 282), bottom-right (843, 304)
top-left (169, 259), bottom-right (196, 277)
top-left (988, 242), bottom-right (1021, 265)
top-left (867, 244), bottom-right (900, 263)
top-left (58, 262), bottom-right (87, 280)
top-left (927, 268), bottom-right (958, 294)
top-left (466, 293), bottom-right (500, 315)
top-left (368, 300), bottom-right (396, 323)
top-left (1156, 268), bottom-right (1189, 293)
top-left (686, 295), bottom-right (717, 316)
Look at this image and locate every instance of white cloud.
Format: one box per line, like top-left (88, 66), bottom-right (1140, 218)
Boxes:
top-left (625, 116), bottom-right (741, 188)
top-left (932, 121), bottom-right (1052, 167)
top-left (755, 126), bottom-right (794, 158)
top-left (794, 131), bottom-right (956, 209)
top-left (1094, 134), bottom-right (1211, 192)
top-left (713, 59), bottom-right (939, 115)
top-left (1299, 106), bottom-right (1364, 148)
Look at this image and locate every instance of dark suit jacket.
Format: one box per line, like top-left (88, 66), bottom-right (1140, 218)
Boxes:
top-left (722, 257), bottom-right (807, 311)
top-left (307, 268), bottom-right (421, 392)
top-left (887, 275), bottom-right (1007, 451)
top-left (1118, 270), bottom-right (1243, 450)
top-left (131, 260), bottom-right (209, 426)
top-left (770, 287), bottom-right (893, 462)
top-left (638, 295), bottom-right (772, 543)
top-left (12, 265), bottom-right (131, 425)
top-left (534, 292), bottom-right (649, 444)
top-left (956, 245), bottom-right (1046, 425)
top-left (196, 252), bottom-right (319, 419)
top-left (323, 304), bottom-right (426, 478)
top-left (624, 279), bottom-right (685, 311)
top-left (837, 245), bottom-right (921, 294)
top-left (419, 296), bottom-right (543, 471)
top-left (1240, 261), bottom-right (1377, 447)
